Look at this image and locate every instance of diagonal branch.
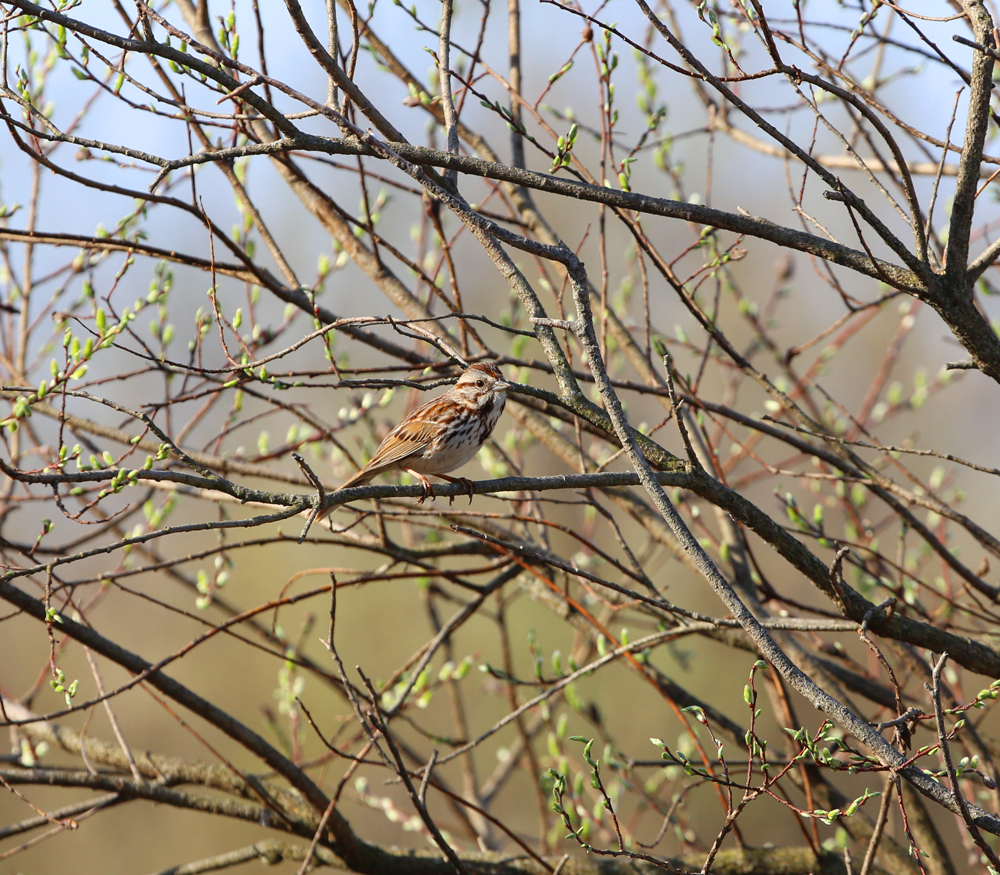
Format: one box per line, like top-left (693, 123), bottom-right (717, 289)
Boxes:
top-left (0, 579), bottom-right (362, 862)
top-left (560, 246), bottom-right (1000, 836)
top-left (282, 0), bottom-right (405, 142)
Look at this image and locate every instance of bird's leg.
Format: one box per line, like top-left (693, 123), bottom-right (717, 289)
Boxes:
top-left (436, 474), bottom-right (475, 506)
top-left (405, 469), bottom-right (437, 504)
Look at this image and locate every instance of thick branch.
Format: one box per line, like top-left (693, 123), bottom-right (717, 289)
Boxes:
top-left (153, 134), bottom-right (925, 292)
top-left (945, 4), bottom-right (996, 288)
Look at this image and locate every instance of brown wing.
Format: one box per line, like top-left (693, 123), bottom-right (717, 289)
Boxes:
top-left (337, 406), bottom-right (440, 490)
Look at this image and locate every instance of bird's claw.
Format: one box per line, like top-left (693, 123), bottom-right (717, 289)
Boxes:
top-left (438, 475), bottom-right (474, 506)
top-left (412, 475), bottom-right (473, 505)
top-left (415, 480), bottom-right (436, 505)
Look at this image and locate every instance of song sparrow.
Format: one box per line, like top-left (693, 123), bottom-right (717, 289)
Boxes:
top-left (331, 362), bottom-right (509, 505)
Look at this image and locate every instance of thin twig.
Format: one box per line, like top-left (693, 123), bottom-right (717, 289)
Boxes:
top-left (926, 653), bottom-right (1000, 869)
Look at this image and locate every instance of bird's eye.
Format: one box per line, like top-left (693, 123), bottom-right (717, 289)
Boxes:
top-left (476, 379), bottom-right (485, 388)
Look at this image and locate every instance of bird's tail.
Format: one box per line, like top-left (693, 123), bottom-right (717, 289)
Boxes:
top-left (336, 468), bottom-right (375, 492)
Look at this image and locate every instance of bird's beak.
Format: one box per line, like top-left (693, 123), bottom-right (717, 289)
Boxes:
top-left (496, 381), bottom-right (510, 392)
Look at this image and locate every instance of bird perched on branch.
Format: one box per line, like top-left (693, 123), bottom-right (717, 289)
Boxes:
top-left (323, 362), bottom-right (509, 513)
